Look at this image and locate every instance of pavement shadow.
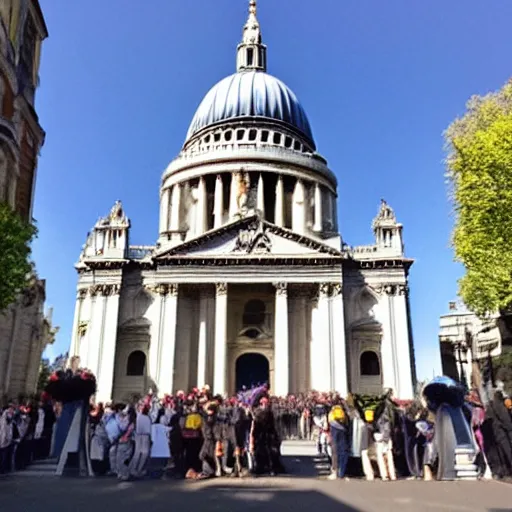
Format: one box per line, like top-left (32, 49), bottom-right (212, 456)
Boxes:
top-left (0, 479), bottom-right (364, 512)
top-left (281, 454), bottom-right (332, 478)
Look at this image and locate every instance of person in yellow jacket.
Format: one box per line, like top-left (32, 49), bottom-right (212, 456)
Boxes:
top-left (328, 405), bottom-right (350, 480)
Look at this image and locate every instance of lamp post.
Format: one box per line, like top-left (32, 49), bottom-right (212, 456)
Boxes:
top-left (453, 316), bottom-right (471, 389)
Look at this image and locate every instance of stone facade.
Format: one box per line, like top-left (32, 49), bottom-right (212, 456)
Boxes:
top-left (69, 2), bottom-right (417, 403)
top-left (0, 279), bottom-right (57, 399)
top-left (0, 1), bottom-right (51, 400)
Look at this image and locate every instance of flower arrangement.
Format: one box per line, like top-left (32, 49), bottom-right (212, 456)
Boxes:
top-left (45, 368), bottom-right (97, 403)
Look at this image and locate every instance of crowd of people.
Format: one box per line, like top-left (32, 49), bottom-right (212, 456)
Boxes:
top-left (0, 399), bottom-right (56, 474)
top-left (1, 382), bottom-right (512, 482)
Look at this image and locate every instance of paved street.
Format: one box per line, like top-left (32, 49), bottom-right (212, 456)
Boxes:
top-left (1, 442), bottom-right (510, 512)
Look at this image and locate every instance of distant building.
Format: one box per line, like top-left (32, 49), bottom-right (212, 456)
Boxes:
top-left (439, 301), bottom-right (507, 385)
top-left (0, 1), bottom-right (55, 400)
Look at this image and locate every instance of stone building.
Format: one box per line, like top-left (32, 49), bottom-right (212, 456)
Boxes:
top-left (439, 301), bottom-right (509, 386)
top-left (0, 1), bottom-right (55, 400)
top-left (70, 1), bottom-right (417, 403)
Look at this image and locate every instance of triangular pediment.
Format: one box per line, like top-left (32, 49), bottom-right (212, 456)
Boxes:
top-left (154, 216), bottom-right (342, 260)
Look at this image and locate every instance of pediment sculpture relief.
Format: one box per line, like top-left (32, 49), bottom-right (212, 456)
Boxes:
top-left (233, 218), bottom-right (272, 254)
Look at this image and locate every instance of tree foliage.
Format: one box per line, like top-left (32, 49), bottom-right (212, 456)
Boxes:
top-left (0, 202), bottom-right (37, 310)
top-left (445, 79), bottom-right (512, 317)
top-left (37, 359), bottom-right (51, 394)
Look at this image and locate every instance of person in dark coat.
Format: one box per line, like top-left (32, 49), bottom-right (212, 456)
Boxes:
top-left (484, 391), bottom-right (512, 478)
top-left (196, 403), bottom-right (224, 479)
top-left (250, 397), bottom-right (284, 476)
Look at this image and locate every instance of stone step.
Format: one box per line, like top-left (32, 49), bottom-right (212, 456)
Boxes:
top-left (12, 459), bottom-right (58, 477)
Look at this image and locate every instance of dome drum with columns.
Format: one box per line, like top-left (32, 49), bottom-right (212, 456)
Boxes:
top-left (70, 1), bottom-right (416, 403)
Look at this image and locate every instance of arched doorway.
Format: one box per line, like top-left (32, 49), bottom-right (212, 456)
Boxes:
top-left (235, 353), bottom-right (269, 392)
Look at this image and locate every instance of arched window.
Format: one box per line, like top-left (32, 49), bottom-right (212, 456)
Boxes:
top-left (243, 299), bottom-right (266, 326)
top-left (360, 351), bottom-right (381, 376)
top-left (126, 351), bottom-right (146, 376)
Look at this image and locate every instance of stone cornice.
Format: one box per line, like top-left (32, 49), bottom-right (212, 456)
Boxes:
top-left (374, 284), bottom-right (409, 297)
top-left (76, 259), bottom-right (130, 273)
top-left (344, 257), bottom-right (414, 272)
top-left (162, 143), bottom-right (337, 190)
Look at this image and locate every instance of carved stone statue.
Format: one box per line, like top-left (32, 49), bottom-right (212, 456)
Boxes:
top-left (109, 200), bottom-right (123, 221)
top-left (237, 172), bottom-right (249, 211)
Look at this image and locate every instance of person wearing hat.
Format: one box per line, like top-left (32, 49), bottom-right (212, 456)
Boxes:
top-left (327, 405), bottom-right (350, 480)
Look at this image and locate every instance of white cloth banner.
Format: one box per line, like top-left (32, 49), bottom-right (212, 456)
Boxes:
top-left (150, 424), bottom-right (170, 458)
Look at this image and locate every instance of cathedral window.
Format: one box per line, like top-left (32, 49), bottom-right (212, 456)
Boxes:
top-left (360, 351), bottom-right (381, 376)
top-left (284, 136), bottom-right (292, 148)
top-left (247, 47), bottom-right (254, 66)
top-left (249, 129), bottom-right (257, 141)
top-left (126, 351), bottom-right (146, 376)
top-left (261, 130), bottom-right (269, 143)
top-left (294, 140), bottom-right (301, 151)
top-left (225, 130), bottom-right (232, 142)
top-left (243, 299), bottom-right (266, 326)
top-left (273, 133), bottom-right (281, 145)
top-left (237, 129), bottom-right (245, 141)
top-left (214, 133), bottom-right (221, 142)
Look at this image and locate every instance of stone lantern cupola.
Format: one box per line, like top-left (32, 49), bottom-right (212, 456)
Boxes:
top-left (372, 199), bottom-right (404, 255)
top-left (237, 0), bottom-right (267, 72)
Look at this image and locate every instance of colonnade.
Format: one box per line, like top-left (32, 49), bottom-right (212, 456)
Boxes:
top-left (159, 171), bottom-right (337, 241)
top-left (141, 281), bottom-right (348, 398)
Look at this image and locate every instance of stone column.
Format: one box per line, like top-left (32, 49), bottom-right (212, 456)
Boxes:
top-left (214, 174), bottom-right (224, 229)
top-left (379, 285), bottom-right (398, 392)
top-left (196, 177), bottom-right (207, 235)
top-left (331, 284), bottom-right (348, 396)
top-left (256, 173), bottom-right (265, 216)
top-left (292, 179), bottom-right (306, 234)
top-left (147, 285), bottom-right (165, 389)
top-left (169, 183), bottom-right (182, 231)
top-left (213, 283), bottom-right (228, 396)
top-left (275, 175), bottom-right (284, 227)
top-left (313, 183), bottom-right (322, 232)
top-left (310, 283), bottom-right (331, 391)
top-left (159, 284), bottom-right (179, 394)
top-left (159, 188), bottom-right (170, 234)
top-left (273, 283), bottom-right (289, 396)
top-left (392, 285), bottom-right (414, 399)
top-left (77, 294), bottom-right (93, 372)
top-left (96, 285), bottom-right (121, 402)
top-left (87, 287), bottom-right (106, 379)
top-left (197, 288), bottom-right (208, 389)
top-left (229, 173), bottom-right (239, 219)
top-left (69, 289), bottom-right (86, 357)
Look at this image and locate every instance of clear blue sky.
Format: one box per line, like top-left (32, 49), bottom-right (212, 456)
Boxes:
top-left (34, 0), bottom-right (512, 381)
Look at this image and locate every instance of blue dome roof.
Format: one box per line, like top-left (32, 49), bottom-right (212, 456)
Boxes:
top-left (186, 71), bottom-right (315, 148)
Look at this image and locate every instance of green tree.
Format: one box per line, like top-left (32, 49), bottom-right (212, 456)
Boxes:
top-left (445, 79), bottom-right (512, 316)
top-left (0, 202), bottom-right (37, 311)
top-left (37, 359), bottom-right (51, 393)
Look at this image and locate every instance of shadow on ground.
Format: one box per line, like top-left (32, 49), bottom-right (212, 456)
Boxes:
top-left (0, 479), bottom-right (362, 512)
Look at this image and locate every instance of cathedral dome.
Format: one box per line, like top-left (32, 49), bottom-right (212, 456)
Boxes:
top-left (185, 71), bottom-right (315, 148)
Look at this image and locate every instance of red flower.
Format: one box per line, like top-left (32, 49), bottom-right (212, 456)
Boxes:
top-left (49, 372), bottom-right (59, 382)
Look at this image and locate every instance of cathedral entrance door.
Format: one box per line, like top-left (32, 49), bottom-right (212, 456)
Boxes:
top-left (235, 353), bottom-right (269, 392)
